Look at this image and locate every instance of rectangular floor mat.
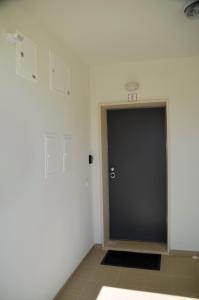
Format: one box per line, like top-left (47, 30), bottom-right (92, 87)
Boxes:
top-left (101, 250), bottom-right (161, 270)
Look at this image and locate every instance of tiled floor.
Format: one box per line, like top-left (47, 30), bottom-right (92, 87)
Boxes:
top-left (56, 246), bottom-right (199, 300)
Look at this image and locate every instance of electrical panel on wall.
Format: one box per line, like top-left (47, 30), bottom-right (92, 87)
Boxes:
top-left (16, 32), bottom-right (38, 82)
top-left (45, 134), bottom-right (58, 178)
top-left (62, 135), bottom-right (72, 173)
top-left (49, 50), bottom-right (71, 97)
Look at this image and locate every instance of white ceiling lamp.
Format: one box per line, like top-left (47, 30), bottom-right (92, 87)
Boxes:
top-left (124, 81), bottom-right (140, 102)
top-left (3, 32), bottom-right (24, 44)
top-left (124, 81), bottom-right (139, 92)
top-left (184, 0), bottom-right (199, 19)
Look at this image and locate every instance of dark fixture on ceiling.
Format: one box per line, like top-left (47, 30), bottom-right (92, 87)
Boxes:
top-left (184, 0), bottom-right (199, 19)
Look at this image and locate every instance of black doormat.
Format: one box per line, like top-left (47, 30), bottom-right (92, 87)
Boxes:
top-left (101, 250), bottom-right (161, 270)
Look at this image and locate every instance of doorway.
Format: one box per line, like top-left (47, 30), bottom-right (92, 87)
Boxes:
top-left (100, 101), bottom-right (169, 254)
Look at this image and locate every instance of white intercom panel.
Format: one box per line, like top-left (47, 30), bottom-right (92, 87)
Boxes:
top-left (49, 50), bottom-right (71, 97)
top-left (16, 32), bottom-right (38, 82)
top-left (62, 135), bottom-right (72, 173)
top-left (45, 134), bottom-right (58, 178)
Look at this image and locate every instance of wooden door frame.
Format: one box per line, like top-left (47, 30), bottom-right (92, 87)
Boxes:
top-left (98, 99), bottom-right (170, 254)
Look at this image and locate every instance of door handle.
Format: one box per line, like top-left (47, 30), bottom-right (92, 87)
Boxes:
top-left (110, 172), bottom-right (116, 179)
top-left (110, 167), bottom-right (116, 179)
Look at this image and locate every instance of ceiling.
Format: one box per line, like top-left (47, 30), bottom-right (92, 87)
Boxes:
top-left (23, 0), bottom-right (199, 64)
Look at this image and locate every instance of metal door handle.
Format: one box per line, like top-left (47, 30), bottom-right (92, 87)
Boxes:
top-left (110, 172), bottom-right (116, 179)
top-left (110, 166), bottom-right (116, 179)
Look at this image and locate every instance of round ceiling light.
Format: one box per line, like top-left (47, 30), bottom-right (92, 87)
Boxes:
top-left (184, 0), bottom-right (199, 19)
top-left (124, 81), bottom-right (139, 92)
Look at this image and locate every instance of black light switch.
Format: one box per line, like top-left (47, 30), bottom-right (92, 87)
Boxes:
top-left (89, 155), bottom-right (93, 164)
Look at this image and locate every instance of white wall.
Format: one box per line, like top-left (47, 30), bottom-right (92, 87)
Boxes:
top-left (0, 2), bottom-right (93, 300)
top-left (90, 56), bottom-right (199, 252)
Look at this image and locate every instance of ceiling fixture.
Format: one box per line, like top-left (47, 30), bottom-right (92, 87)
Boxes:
top-left (124, 81), bottom-right (140, 102)
top-left (124, 81), bottom-right (139, 92)
top-left (3, 32), bottom-right (24, 44)
top-left (184, 0), bottom-right (199, 19)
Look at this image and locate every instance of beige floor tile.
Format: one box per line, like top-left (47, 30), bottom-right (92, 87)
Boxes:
top-left (169, 274), bottom-right (199, 297)
top-left (56, 247), bottom-right (199, 300)
top-left (63, 275), bottom-right (87, 295)
top-left (74, 264), bottom-right (94, 281)
top-left (80, 281), bottom-right (104, 299)
top-left (90, 266), bottom-right (120, 285)
top-left (161, 255), bottom-right (199, 277)
top-left (80, 250), bottom-right (106, 268)
top-left (78, 297), bottom-right (95, 300)
top-left (58, 289), bottom-right (78, 300)
top-left (117, 269), bottom-right (164, 292)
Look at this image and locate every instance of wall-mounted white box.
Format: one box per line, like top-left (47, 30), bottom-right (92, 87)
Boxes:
top-left (49, 50), bottom-right (71, 97)
top-left (16, 32), bottom-right (38, 82)
top-left (45, 134), bottom-right (58, 178)
top-left (62, 135), bottom-right (72, 173)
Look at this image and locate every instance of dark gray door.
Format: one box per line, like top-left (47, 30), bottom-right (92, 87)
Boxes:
top-left (107, 107), bottom-right (167, 243)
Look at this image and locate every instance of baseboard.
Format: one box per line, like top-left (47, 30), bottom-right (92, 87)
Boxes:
top-left (93, 243), bottom-right (103, 249)
top-left (53, 244), bottom-right (96, 300)
top-left (170, 249), bottom-right (199, 257)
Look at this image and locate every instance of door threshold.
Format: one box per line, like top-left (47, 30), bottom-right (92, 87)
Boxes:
top-left (104, 240), bottom-right (168, 255)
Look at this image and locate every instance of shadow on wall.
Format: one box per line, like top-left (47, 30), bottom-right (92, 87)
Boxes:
top-left (0, 0), bottom-right (20, 7)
